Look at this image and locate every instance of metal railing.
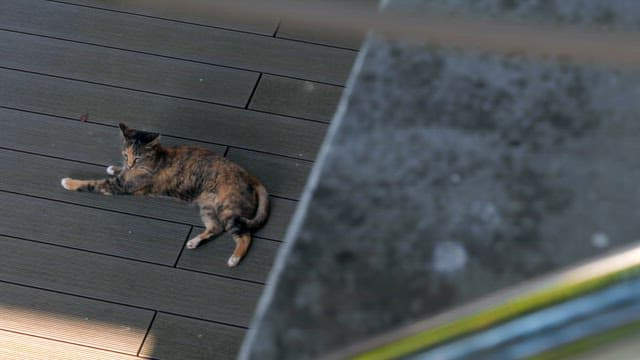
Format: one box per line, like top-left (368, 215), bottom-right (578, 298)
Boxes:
top-left (325, 244), bottom-right (640, 359)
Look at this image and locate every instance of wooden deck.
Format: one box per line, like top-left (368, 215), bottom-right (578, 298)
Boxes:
top-left (0, 1), bottom-right (360, 358)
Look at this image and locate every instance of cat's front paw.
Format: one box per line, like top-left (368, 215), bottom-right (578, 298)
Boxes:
top-left (106, 165), bottom-right (121, 175)
top-left (61, 178), bottom-right (74, 191)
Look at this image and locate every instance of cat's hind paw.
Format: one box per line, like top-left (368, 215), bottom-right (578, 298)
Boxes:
top-left (186, 236), bottom-right (202, 249)
top-left (227, 255), bottom-right (241, 267)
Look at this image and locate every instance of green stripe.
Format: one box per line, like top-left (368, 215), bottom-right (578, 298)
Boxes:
top-left (353, 265), bottom-right (640, 360)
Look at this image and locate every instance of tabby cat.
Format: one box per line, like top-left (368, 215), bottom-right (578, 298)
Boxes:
top-left (61, 123), bottom-right (269, 267)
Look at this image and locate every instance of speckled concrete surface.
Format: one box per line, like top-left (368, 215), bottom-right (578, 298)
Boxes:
top-left (240, 2), bottom-right (640, 359)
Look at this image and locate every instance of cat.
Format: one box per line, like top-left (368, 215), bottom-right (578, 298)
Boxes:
top-left (61, 123), bottom-right (269, 267)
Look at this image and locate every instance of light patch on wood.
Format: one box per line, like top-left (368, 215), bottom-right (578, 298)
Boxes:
top-left (0, 307), bottom-right (150, 356)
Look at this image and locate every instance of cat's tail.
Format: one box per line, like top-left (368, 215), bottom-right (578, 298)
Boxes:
top-left (240, 177), bottom-right (269, 231)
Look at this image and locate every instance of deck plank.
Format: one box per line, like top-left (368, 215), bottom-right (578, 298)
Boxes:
top-left (0, 329), bottom-right (139, 360)
top-left (140, 313), bottom-right (245, 360)
top-left (177, 231), bottom-right (280, 284)
top-left (0, 30), bottom-right (258, 106)
top-left (0, 282), bottom-right (153, 354)
top-left (0, 192), bottom-right (188, 266)
top-left (276, 21), bottom-right (366, 50)
top-left (0, 0), bottom-right (356, 85)
top-left (0, 107), bottom-right (226, 165)
top-left (249, 74), bottom-right (343, 123)
top-left (0, 235), bottom-right (263, 327)
top-left (0, 148), bottom-right (295, 241)
top-left (227, 148), bottom-right (313, 200)
top-left (0, 68), bottom-right (326, 160)
top-left (57, 0), bottom-right (279, 35)
top-left (274, 0), bottom-right (377, 49)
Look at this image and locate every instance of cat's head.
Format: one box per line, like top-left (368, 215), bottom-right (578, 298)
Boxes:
top-left (119, 123), bottom-right (161, 169)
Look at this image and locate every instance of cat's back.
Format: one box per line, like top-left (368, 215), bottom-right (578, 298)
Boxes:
top-left (165, 145), bottom-right (220, 160)
top-left (161, 145), bottom-right (247, 179)
top-left (162, 145), bottom-right (224, 172)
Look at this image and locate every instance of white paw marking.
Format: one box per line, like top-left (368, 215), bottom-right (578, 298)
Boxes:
top-left (227, 255), bottom-right (240, 267)
top-left (106, 165), bottom-right (116, 175)
top-left (186, 236), bottom-right (202, 249)
top-left (61, 178), bottom-right (72, 190)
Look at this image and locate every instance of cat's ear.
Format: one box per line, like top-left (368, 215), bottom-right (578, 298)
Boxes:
top-left (119, 123), bottom-right (134, 138)
top-left (143, 133), bottom-right (161, 148)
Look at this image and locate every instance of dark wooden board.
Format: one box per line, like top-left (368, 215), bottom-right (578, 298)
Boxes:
top-left (0, 68), bottom-right (326, 160)
top-left (0, 236), bottom-right (263, 327)
top-left (0, 0), bottom-right (356, 85)
top-left (258, 196), bottom-right (297, 241)
top-left (0, 148), bottom-right (295, 241)
top-left (0, 329), bottom-right (139, 360)
top-left (228, 148), bottom-right (313, 200)
top-left (249, 74), bottom-right (343, 123)
top-left (139, 312), bottom-right (245, 360)
top-left (275, 0), bottom-right (376, 50)
top-left (0, 30), bottom-right (258, 107)
top-left (0, 107), bottom-right (226, 165)
top-left (178, 230), bottom-right (280, 284)
top-left (0, 281), bottom-right (153, 354)
top-left (0, 192), bottom-right (189, 265)
top-left (276, 21), bottom-right (366, 51)
top-left (57, 0), bottom-right (279, 35)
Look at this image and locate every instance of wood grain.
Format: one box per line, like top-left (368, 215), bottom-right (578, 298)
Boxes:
top-left (250, 74), bottom-right (343, 123)
top-left (0, 0), bottom-right (355, 84)
top-left (0, 68), bottom-right (326, 160)
top-left (140, 312), bottom-right (246, 360)
top-left (0, 30), bottom-right (259, 106)
top-left (0, 236), bottom-right (263, 327)
top-left (0, 282), bottom-right (153, 354)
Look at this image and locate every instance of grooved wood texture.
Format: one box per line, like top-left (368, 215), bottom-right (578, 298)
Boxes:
top-left (0, 0), bottom-right (354, 356)
top-left (0, 329), bottom-right (140, 360)
top-left (0, 30), bottom-right (259, 106)
top-left (250, 74), bottom-right (343, 123)
top-left (56, 0), bottom-right (279, 35)
top-left (0, 68), bottom-right (326, 160)
top-left (0, 0), bottom-right (355, 84)
top-left (140, 313), bottom-right (246, 360)
top-left (0, 236), bottom-right (262, 327)
top-left (0, 282), bottom-right (153, 354)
